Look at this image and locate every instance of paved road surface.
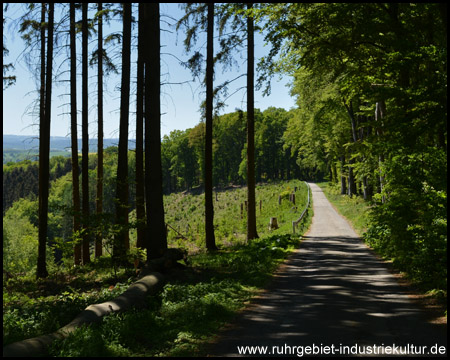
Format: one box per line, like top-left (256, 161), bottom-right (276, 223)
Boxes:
top-left (208, 183), bottom-right (447, 357)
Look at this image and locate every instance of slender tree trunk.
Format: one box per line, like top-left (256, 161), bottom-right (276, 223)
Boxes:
top-left (95, 2), bottom-right (103, 258)
top-left (37, 3), bottom-right (46, 277)
top-left (246, 3), bottom-right (258, 241)
top-left (114, 2), bottom-right (132, 260)
top-left (340, 155), bottom-right (347, 195)
top-left (37, 3), bottom-right (53, 278)
top-left (205, 2), bottom-right (217, 250)
top-left (347, 156), bottom-right (356, 198)
top-left (135, 4), bottom-right (146, 250)
top-left (144, 3), bottom-right (167, 260)
top-left (343, 98), bottom-right (358, 198)
top-left (375, 101), bottom-right (386, 203)
top-left (70, 3), bottom-right (81, 265)
top-left (81, 2), bottom-right (90, 265)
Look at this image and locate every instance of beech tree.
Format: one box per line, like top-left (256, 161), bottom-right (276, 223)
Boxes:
top-left (257, 3), bottom-right (447, 289)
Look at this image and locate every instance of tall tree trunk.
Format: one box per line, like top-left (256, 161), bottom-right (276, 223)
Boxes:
top-left (144, 3), bottom-right (167, 260)
top-left (343, 98), bottom-right (358, 198)
top-left (347, 156), bottom-right (356, 198)
top-left (135, 4), bottom-right (146, 250)
top-left (37, 3), bottom-right (53, 279)
top-left (95, 2), bottom-right (103, 258)
top-left (375, 101), bottom-right (386, 203)
top-left (340, 155), bottom-right (347, 195)
top-left (70, 3), bottom-right (81, 265)
top-left (81, 2), bottom-right (90, 265)
top-left (114, 2), bottom-right (132, 261)
top-left (205, 2), bottom-right (217, 250)
top-left (246, 3), bottom-right (259, 240)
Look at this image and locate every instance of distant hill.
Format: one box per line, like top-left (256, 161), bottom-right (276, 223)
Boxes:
top-left (3, 135), bottom-right (136, 152)
top-left (3, 135), bottom-right (136, 163)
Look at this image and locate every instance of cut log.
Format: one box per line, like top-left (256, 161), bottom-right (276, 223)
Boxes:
top-left (3, 272), bottom-right (164, 357)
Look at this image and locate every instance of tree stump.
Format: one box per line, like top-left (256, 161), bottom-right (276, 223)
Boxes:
top-left (269, 217), bottom-right (279, 230)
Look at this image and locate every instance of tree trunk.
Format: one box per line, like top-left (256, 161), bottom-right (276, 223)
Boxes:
top-left (70, 3), bottom-right (81, 265)
top-left (114, 3), bottom-right (132, 261)
top-left (37, 3), bottom-right (53, 279)
top-left (81, 3), bottom-right (90, 265)
top-left (347, 156), bottom-right (356, 198)
top-left (205, 3), bottom-right (217, 250)
top-left (375, 101), bottom-right (387, 203)
top-left (135, 4), bottom-right (146, 250)
top-left (340, 155), bottom-right (347, 195)
top-left (95, 2), bottom-right (104, 258)
top-left (144, 3), bottom-right (167, 260)
top-left (246, 3), bottom-right (259, 241)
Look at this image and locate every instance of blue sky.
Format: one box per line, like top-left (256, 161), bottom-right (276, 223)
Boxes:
top-left (3, 3), bottom-right (296, 139)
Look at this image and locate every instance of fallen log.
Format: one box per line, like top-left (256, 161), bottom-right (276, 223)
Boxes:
top-left (3, 272), bottom-right (165, 357)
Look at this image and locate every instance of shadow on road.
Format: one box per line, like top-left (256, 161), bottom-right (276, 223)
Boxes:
top-left (209, 234), bottom-right (447, 356)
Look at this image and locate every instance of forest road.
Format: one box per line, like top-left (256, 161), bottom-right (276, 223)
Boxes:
top-left (207, 182), bottom-right (447, 357)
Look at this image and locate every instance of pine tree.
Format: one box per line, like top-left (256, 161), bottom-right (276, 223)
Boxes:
top-left (144, 3), bottom-right (167, 260)
top-left (95, 2), bottom-right (104, 258)
top-left (135, 4), bottom-right (146, 250)
top-left (205, 3), bottom-right (217, 250)
top-left (114, 2), bottom-right (132, 261)
top-left (81, 2), bottom-right (90, 265)
top-left (70, 3), bottom-right (82, 265)
top-left (246, 3), bottom-right (258, 240)
top-left (37, 3), bottom-right (54, 278)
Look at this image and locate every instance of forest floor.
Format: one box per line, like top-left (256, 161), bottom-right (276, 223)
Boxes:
top-left (207, 183), bottom-right (447, 357)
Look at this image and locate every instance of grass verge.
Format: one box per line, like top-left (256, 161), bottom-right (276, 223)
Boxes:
top-left (316, 181), bottom-right (447, 321)
top-left (316, 181), bottom-right (370, 236)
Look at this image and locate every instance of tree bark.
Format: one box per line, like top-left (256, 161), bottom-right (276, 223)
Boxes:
top-left (81, 2), bottom-right (90, 265)
top-left (135, 4), bottom-right (146, 250)
top-left (144, 3), bottom-right (167, 260)
top-left (95, 2), bottom-right (104, 258)
top-left (70, 3), bottom-right (81, 265)
top-left (347, 100), bottom-right (357, 198)
top-left (37, 3), bottom-right (53, 278)
top-left (3, 273), bottom-right (164, 357)
top-left (340, 155), bottom-right (347, 195)
top-left (114, 3), bottom-right (132, 260)
top-left (375, 101), bottom-right (386, 203)
top-left (205, 3), bottom-right (217, 250)
top-left (246, 3), bottom-right (259, 240)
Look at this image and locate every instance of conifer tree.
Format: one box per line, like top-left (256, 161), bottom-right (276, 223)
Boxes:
top-left (37, 3), bottom-right (54, 278)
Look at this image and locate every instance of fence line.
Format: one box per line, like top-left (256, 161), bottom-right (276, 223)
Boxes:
top-left (292, 182), bottom-right (310, 234)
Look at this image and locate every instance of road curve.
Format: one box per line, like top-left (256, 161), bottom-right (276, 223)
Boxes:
top-left (208, 183), bottom-right (447, 357)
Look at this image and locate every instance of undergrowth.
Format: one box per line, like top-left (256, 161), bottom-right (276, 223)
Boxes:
top-left (3, 180), bottom-right (312, 356)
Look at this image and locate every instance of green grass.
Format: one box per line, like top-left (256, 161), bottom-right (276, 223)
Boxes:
top-left (47, 233), bottom-right (310, 357)
top-left (164, 180), bottom-right (310, 251)
top-left (3, 180), bottom-right (313, 356)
